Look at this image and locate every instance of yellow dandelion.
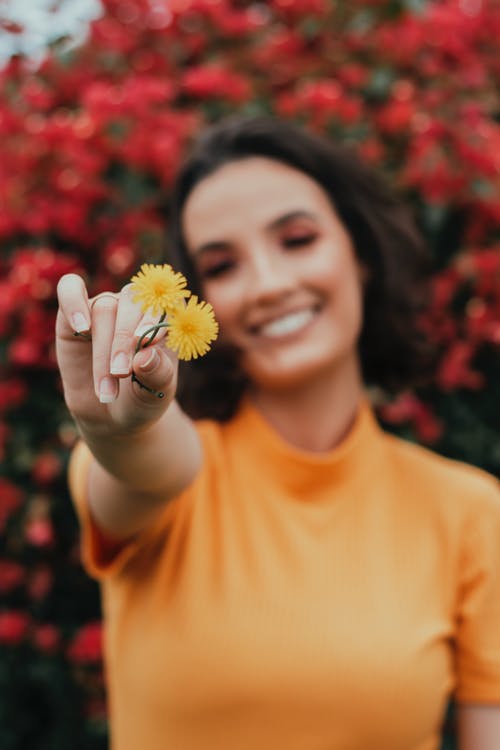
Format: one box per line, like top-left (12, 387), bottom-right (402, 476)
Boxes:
top-left (166, 295), bottom-right (219, 361)
top-left (130, 263), bottom-right (190, 316)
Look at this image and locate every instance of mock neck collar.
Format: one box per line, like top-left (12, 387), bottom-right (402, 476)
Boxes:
top-left (227, 394), bottom-right (384, 499)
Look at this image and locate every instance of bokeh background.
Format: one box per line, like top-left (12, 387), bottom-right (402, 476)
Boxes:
top-left (1, 0), bottom-right (499, 748)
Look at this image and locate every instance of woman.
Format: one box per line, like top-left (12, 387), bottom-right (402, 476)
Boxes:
top-left (56, 116), bottom-right (500, 749)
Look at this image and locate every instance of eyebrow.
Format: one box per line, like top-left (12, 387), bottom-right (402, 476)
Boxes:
top-left (191, 210), bottom-right (319, 258)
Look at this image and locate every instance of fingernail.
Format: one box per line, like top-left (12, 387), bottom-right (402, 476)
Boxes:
top-left (72, 312), bottom-right (89, 333)
top-left (99, 377), bottom-right (118, 403)
top-left (110, 352), bottom-right (130, 375)
top-left (137, 348), bottom-right (159, 372)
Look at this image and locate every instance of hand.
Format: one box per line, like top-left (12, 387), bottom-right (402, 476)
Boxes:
top-left (56, 273), bottom-right (178, 435)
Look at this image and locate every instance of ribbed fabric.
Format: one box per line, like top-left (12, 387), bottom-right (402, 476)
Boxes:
top-left (69, 397), bottom-right (500, 750)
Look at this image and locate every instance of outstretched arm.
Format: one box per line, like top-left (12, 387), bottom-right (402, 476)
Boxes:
top-left (57, 273), bottom-right (201, 539)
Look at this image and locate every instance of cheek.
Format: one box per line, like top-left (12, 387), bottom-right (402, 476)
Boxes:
top-left (309, 238), bottom-right (353, 286)
top-left (202, 284), bottom-right (241, 337)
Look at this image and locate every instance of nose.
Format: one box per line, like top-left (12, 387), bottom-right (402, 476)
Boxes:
top-left (244, 246), bottom-right (294, 303)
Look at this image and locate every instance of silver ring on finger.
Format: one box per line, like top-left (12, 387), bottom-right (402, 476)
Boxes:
top-left (73, 330), bottom-right (93, 341)
top-left (72, 292), bottom-right (119, 341)
top-left (89, 292), bottom-right (119, 310)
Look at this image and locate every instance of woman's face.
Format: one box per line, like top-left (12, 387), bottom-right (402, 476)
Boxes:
top-left (182, 157), bottom-right (365, 391)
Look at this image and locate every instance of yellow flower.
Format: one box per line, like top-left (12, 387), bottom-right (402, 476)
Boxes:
top-left (166, 296), bottom-right (219, 360)
top-left (130, 263), bottom-right (190, 315)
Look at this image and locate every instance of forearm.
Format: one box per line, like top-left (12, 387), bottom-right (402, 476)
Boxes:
top-left (76, 402), bottom-right (201, 537)
top-left (77, 401), bottom-right (198, 493)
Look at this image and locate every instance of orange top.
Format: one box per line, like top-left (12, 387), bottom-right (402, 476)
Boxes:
top-left (69, 398), bottom-right (500, 750)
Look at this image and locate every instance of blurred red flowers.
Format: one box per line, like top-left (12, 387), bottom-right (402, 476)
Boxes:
top-left (68, 622), bottom-right (103, 664)
top-left (0, 479), bottom-right (23, 532)
top-left (0, 610), bottom-right (30, 646)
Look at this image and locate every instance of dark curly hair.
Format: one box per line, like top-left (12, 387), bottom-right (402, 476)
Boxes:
top-left (167, 115), bottom-right (434, 421)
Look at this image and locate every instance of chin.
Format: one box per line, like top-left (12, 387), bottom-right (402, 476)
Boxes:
top-left (243, 354), bottom-right (338, 393)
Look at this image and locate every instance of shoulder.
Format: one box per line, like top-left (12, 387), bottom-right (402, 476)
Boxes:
top-left (380, 428), bottom-right (500, 512)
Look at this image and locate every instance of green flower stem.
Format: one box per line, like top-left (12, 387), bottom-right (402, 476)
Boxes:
top-left (142, 312), bottom-right (166, 346)
top-left (132, 319), bottom-right (170, 399)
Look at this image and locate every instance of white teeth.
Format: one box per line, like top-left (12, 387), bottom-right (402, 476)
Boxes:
top-left (259, 309), bottom-right (315, 338)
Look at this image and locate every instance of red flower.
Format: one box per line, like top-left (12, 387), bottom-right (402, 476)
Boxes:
top-left (301, 80), bottom-right (342, 113)
top-left (380, 394), bottom-right (443, 444)
top-left (25, 518), bottom-right (55, 549)
top-left (272, 0), bottom-right (327, 18)
top-left (91, 16), bottom-right (138, 55)
top-left (215, 8), bottom-right (265, 38)
top-left (0, 423), bottom-right (10, 462)
top-left (104, 242), bottom-right (136, 276)
top-left (338, 63), bottom-right (368, 89)
top-left (357, 138), bottom-right (385, 165)
top-left (412, 403), bottom-right (443, 445)
top-left (32, 624), bottom-right (60, 654)
top-left (431, 269), bottom-right (461, 311)
top-left (68, 622), bottom-right (103, 664)
top-left (437, 341), bottom-right (485, 391)
top-left (27, 566), bottom-right (53, 601)
top-left (380, 393), bottom-right (421, 424)
top-left (20, 79), bottom-right (55, 111)
top-left (181, 65), bottom-right (251, 103)
top-left (0, 282), bottom-right (19, 334)
top-left (373, 16), bottom-right (425, 65)
top-left (8, 248), bottom-right (83, 302)
top-left (0, 560), bottom-right (25, 594)
top-left (9, 338), bottom-right (42, 368)
top-left (0, 379), bottom-right (27, 411)
top-left (0, 479), bottom-right (23, 533)
top-left (32, 452), bottom-right (62, 486)
top-left (253, 29), bottom-right (305, 69)
top-left (470, 249), bottom-right (500, 279)
top-left (377, 99), bottom-right (414, 135)
top-left (0, 611), bottom-right (30, 646)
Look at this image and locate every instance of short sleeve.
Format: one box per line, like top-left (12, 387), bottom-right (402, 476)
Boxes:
top-left (67, 440), bottom-right (178, 580)
top-left (454, 479), bottom-right (500, 703)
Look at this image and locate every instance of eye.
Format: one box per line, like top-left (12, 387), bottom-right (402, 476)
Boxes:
top-left (199, 260), bottom-right (235, 279)
top-left (282, 232), bottom-right (317, 249)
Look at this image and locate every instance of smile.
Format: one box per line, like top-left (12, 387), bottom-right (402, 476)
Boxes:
top-left (256, 308), bottom-right (317, 339)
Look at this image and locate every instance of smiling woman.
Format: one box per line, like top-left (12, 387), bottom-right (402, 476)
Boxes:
top-left (57, 115), bottom-right (500, 750)
top-left (169, 116), bottom-right (433, 420)
top-left (181, 157), bottom-right (365, 401)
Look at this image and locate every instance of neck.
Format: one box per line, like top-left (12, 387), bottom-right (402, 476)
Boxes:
top-left (249, 355), bottom-right (365, 453)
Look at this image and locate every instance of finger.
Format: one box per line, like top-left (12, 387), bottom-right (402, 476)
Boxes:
top-left (109, 284), bottom-right (144, 377)
top-left (56, 273), bottom-right (91, 337)
top-left (55, 275), bottom-right (95, 413)
top-left (91, 295), bottom-right (119, 403)
top-left (131, 344), bottom-right (177, 403)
